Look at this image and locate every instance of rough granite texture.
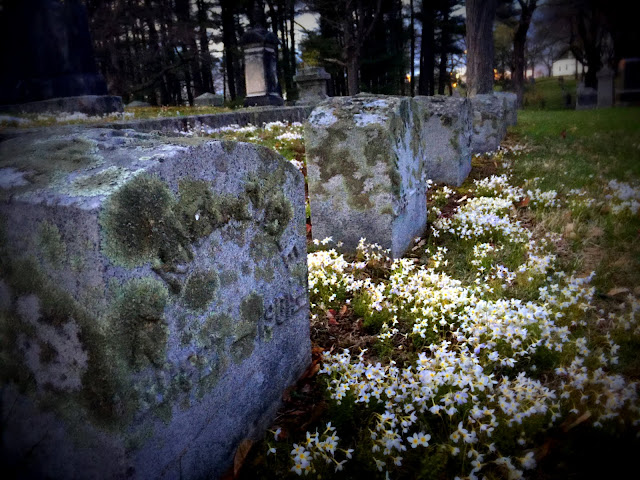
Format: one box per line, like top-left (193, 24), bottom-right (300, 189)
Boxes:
top-left (493, 92), bottom-right (518, 126)
top-left (414, 95), bottom-right (472, 186)
top-left (0, 127), bottom-right (310, 479)
top-left (305, 94), bottom-right (428, 258)
top-left (469, 93), bottom-right (508, 154)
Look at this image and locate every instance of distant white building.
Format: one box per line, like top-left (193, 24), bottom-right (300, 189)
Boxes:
top-left (552, 52), bottom-right (588, 77)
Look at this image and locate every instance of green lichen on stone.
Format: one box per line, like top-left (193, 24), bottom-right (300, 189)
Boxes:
top-left (100, 174), bottom-right (190, 268)
top-left (449, 133), bottom-right (460, 151)
top-left (219, 270), bottom-right (238, 287)
top-left (220, 140), bottom-right (237, 155)
top-left (37, 221), bottom-right (66, 266)
top-left (68, 166), bottom-right (135, 197)
top-left (182, 269), bottom-right (219, 311)
top-left (110, 277), bottom-right (169, 370)
top-left (175, 178), bottom-right (250, 242)
top-left (240, 292), bottom-right (264, 324)
top-left (0, 135), bottom-right (102, 196)
top-left (231, 292), bottom-right (263, 363)
top-left (440, 115), bottom-right (453, 127)
top-left (264, 192), bottom-right (293, 238)
top-left (249, 233), bottom-right (278, 262)
top-left (0, 254), bottom-right (135, 429)
top-left (199, 312), bottom-right (233, 350)
top-left (255, 264), bottom-right (275, 282)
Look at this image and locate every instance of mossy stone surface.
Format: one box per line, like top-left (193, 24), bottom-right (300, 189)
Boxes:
top-left (0, 128), bottom-right (310, 479)
top-left (306, 94), bottom-right (427, 257)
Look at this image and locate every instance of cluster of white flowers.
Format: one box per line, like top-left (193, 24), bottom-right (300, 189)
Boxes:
top-left (306, 167), bottom-right (640, 478)
top-left (607, 179), bottom-right (640, 215)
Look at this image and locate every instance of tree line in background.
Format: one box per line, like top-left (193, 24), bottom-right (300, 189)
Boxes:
top-left (81, 0), bottom-right (639, 106)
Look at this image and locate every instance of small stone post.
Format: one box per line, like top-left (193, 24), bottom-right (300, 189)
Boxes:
top-left (294, 67), bottom-right (331, 105)
top-left (241, 23), bottom-right (284, 107)
top-left (597, 66), bottom-right (614, 108)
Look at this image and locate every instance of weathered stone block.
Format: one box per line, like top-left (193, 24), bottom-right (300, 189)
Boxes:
top-left (194, 93), bottom-right (224, 107)
top-left (414, 95), bottom-right (472, 186)
top-left (494, 91), bottom-right (518, 126)
top-left (305, 94), bottom-right (427, 257)
top-left (294, 67), bottom-right (331, 105)
top-left (469, 93), bottom-right (507, 154)
top-left (0, 128), bottom-right (309, 479)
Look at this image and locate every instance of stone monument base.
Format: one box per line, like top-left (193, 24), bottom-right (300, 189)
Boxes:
top-left (244, 94), bottom-right (284, 107)
top-left (0, 95), bottom-right (123, 116)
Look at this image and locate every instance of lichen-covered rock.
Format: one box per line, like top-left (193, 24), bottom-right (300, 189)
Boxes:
top-left (305, 94), bottom-right (427, 258)
top-left (0, 128), bottom-right (309, 479)
top-left (469, 93), bottom-right (508, 154)
top-left (494, 91), bottom-right (518, 126)
top-left (414, 95), bottom-right (472, 186)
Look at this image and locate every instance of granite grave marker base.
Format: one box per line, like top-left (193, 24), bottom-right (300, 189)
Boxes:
top-left (0, 95), bottom-right (124, 116)
top-left (0, 128), bottom-right (309, 479)
top-left (305, 94), bottom-right (428, 258)
top-left (469, 93), bottom-right (509, 154)
top-left (414, 95), bottom-right (472, 186)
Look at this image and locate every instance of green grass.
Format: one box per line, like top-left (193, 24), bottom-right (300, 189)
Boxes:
top-left (522, 76), bottom-right (577, 110)
top-left (509, 107), bottom-right (640, 294)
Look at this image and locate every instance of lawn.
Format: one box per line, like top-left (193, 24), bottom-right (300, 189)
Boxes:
top-left (206, 109), bottom-right (640, 479)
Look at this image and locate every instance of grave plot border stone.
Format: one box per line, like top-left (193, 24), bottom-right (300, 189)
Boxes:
top-left (305, 94), bottom-right (427, 258)
top-left (414, 95), bottom-right (472, 186)
top-left (0, 128), bottom-right (310, 479)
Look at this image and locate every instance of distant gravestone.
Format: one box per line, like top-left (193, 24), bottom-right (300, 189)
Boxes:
top-left (597, 67), bottom-right (614, 108)
top-left (0, 0), bottom-right (122, 115)
top-left (576, 82), bottom-right (597, 110)
top-left (414, 95), bottom-right (472, 186)
top-left (469, 94), bottom-right (507, 154)
top-left (616, 58), bottom-right (640, 105)
top-left (0, 129), bottom-right (309, 479)
top-left (241, 24), bottom-right (284, 107)
top-left (194, 92), bottom-right (224, 107)
top-left (126, 100), bottom-right (152, 108)
top-left (305, 95), bottom-right (427, 257)
top-left (294, 67), bottom-right (331, 105)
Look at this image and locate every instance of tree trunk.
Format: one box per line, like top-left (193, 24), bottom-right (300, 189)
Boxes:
top-left (410, 0), bottom-right (415, 96)
top-left (419, 0), bottom-right (435, 95)
top-left (438, 0), bottom-right (451, 95)
top-left (220, 0), bottom-right (238, 100)
top-left (343, 7), bottom-right (359, 95)
top-left (465, 0), bottom-right (497, 96)
top-left (512, 0), bottom-right (537, 107)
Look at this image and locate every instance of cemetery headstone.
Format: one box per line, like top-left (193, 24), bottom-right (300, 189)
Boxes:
top-left (616, 57), bottom-right (640, 105)
top-left (576, 82), bottom-right (597, 110)
top-left (596, 66), bottom-right (615, 108)
top-left (194, 93), bottom-right (225, 107)
top-left (294, 67), bottom-right (331, 105)
top-left (241, 23), bottom-right (284, 107)
top-left (469, 93), bottom-right (507, 154)
top-left (0, 128), bottom-right (309, 479)
top-left (0, 0), bottom-right (123, 115)
top-left (305, 95), bottom-right (427, 258)
top-left (414, 95), bottom-right (472, 186)
top-left (126, 100), bottom-right (152, 108)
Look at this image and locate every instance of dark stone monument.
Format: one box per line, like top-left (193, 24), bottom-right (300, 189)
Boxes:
top-left (597, 66), bottom-right (614, 108)
top-left (240, 9), bottom-right (284, 107)
top-left (576, 82), bottom-right (597, 110)
top-left (0, 0), bottom-right (122, 115)
top-left (616, 58), bottom-right (640, 105)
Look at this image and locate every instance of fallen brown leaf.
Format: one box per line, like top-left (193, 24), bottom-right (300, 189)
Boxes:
top-left (607, 287), bottom-right (629, 296)
top-left (233, 438), bottom-right (253, 478)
